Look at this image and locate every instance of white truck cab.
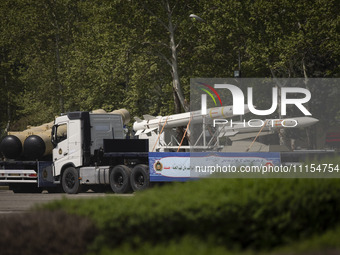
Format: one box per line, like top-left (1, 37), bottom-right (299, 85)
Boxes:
top-left (51, 112), bottom-right (125, 193)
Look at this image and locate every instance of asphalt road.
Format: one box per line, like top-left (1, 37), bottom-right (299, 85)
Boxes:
top-left (0, 189), bottom-right (131, 214)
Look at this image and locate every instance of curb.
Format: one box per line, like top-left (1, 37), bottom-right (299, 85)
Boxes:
top-left (0, 186), bottom-right (9, 190)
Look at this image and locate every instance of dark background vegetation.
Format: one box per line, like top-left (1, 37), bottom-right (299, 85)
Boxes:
top-left (0, 0), bottom-right (339, 134)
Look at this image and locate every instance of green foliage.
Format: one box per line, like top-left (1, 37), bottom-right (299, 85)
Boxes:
top-left (91, 236), bottom-right (247, 255)
top-left (93, 225), bottom-right (340, 255)
top-left (272, 225), bottom-right (340, 254)
top-left (44, 178), bottom-right (340, 253)
top-left (91, 226), bottom-right (340, 255)
top-left (0, 0), bottom-right (338, 131)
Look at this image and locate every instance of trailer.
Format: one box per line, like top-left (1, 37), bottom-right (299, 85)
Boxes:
top-left (0, 109), bottom-right (337, 194)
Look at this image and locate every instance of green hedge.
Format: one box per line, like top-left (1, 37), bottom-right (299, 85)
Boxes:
top-left (91, 225), bottom-right (340, 255)
top-left (44, 177), bottom-right (340, 251)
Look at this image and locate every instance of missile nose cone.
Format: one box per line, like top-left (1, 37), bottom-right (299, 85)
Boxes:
top-left (296, 117), bottom-right (319, 127)
top-left (309, 117), bottom-right (319, 125)
top-left (0, 135), bottom-right (23, 159)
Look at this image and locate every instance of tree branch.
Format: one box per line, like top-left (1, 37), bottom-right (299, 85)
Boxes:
top-left (142, 4), bottom-right (169, 32)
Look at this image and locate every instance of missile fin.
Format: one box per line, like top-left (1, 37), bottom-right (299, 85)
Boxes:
top-left (135, 130), bottom-right (144, 136)
top-left (143, 114), bottom-right (157, 120)
top-left (144, 127), bottom-right (158, 134)
top-left (230, 131), bottom-right (272, 141)
top-left (134, 117), bottom-right (143, 123)
top-left (220, 131), bottom-right (239, 137)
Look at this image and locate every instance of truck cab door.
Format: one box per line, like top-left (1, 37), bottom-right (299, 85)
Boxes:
top-left (52, 123), bottom-right (69, 163)
top-left (52, 118), bottom-right (83, 177)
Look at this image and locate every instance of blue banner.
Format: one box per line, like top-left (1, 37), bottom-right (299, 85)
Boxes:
top-left (149, 152), bottom-right (281, 182)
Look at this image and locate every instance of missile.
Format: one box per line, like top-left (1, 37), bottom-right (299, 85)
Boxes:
top-left (0, 121), bottom-right (54, 159)
top-left (23, 123), bottom-right (68, 160)
top-left (91, 109), bottom-right (107, 114)
top-left (110, 109), bottom-right (130, 125)
top-left (133, 105), bottom-right (250, 136)
top-left (218, 117), bottom-right (319, 137)
top-left (91, 108), bottom-right (130, 125)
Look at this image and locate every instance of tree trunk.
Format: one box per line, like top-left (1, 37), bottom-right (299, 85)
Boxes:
top-left (302, 59), bottom-right (314, 149)
top-left (166, 0), bottom-right (189, 113)
top-left (269, 65), bottom-right (286, 146)
top-left (4, 73), bottom-right (10, 135)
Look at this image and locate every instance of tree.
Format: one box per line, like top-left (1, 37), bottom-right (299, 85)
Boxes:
top-left (0, 0), bottom-right (338, 147)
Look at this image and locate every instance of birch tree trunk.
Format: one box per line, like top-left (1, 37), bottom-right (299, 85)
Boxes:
top-left (165, 0), bottom-right (189, 113)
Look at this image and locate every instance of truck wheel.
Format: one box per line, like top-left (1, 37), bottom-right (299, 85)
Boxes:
top-left (62, 167), bottom-right (81, 194)
top-left (130, 164), bottom-right (150, 192)
top-left (109, 165), bottom-right (132, 194)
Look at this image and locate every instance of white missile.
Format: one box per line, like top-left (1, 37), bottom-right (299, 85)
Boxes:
top-left (217, 117), bottom-right (319, 137)
top-left (133, 105), bottom-right (250, 136)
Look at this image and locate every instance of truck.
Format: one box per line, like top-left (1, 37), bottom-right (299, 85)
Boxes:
top-left (0, 109), bottom-right (153, 194)
top-left (0, 107), bottom-right (332, 194)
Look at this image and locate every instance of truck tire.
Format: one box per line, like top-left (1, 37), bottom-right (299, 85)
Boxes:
top-left (62, 167), bottom-right (81, 194)
top-left (109, 165), bottom-right (132, 194)
top-left (130, 164), bottom-right (150, 192)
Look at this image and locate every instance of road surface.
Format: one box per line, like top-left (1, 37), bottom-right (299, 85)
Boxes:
top-left (0, 189), bottom-right (131, 214)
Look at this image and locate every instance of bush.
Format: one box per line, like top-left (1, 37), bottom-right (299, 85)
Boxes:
top-left (91, 236), bottom-right (246, 255)
top-left (272, 224), bottom-right (340, 255)
top-left (44, 178), bottom-right (340, 252)
top-left (0, 210), bottom-right (97, 255)
top-left (91, 226), bottom-right (340, 255)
